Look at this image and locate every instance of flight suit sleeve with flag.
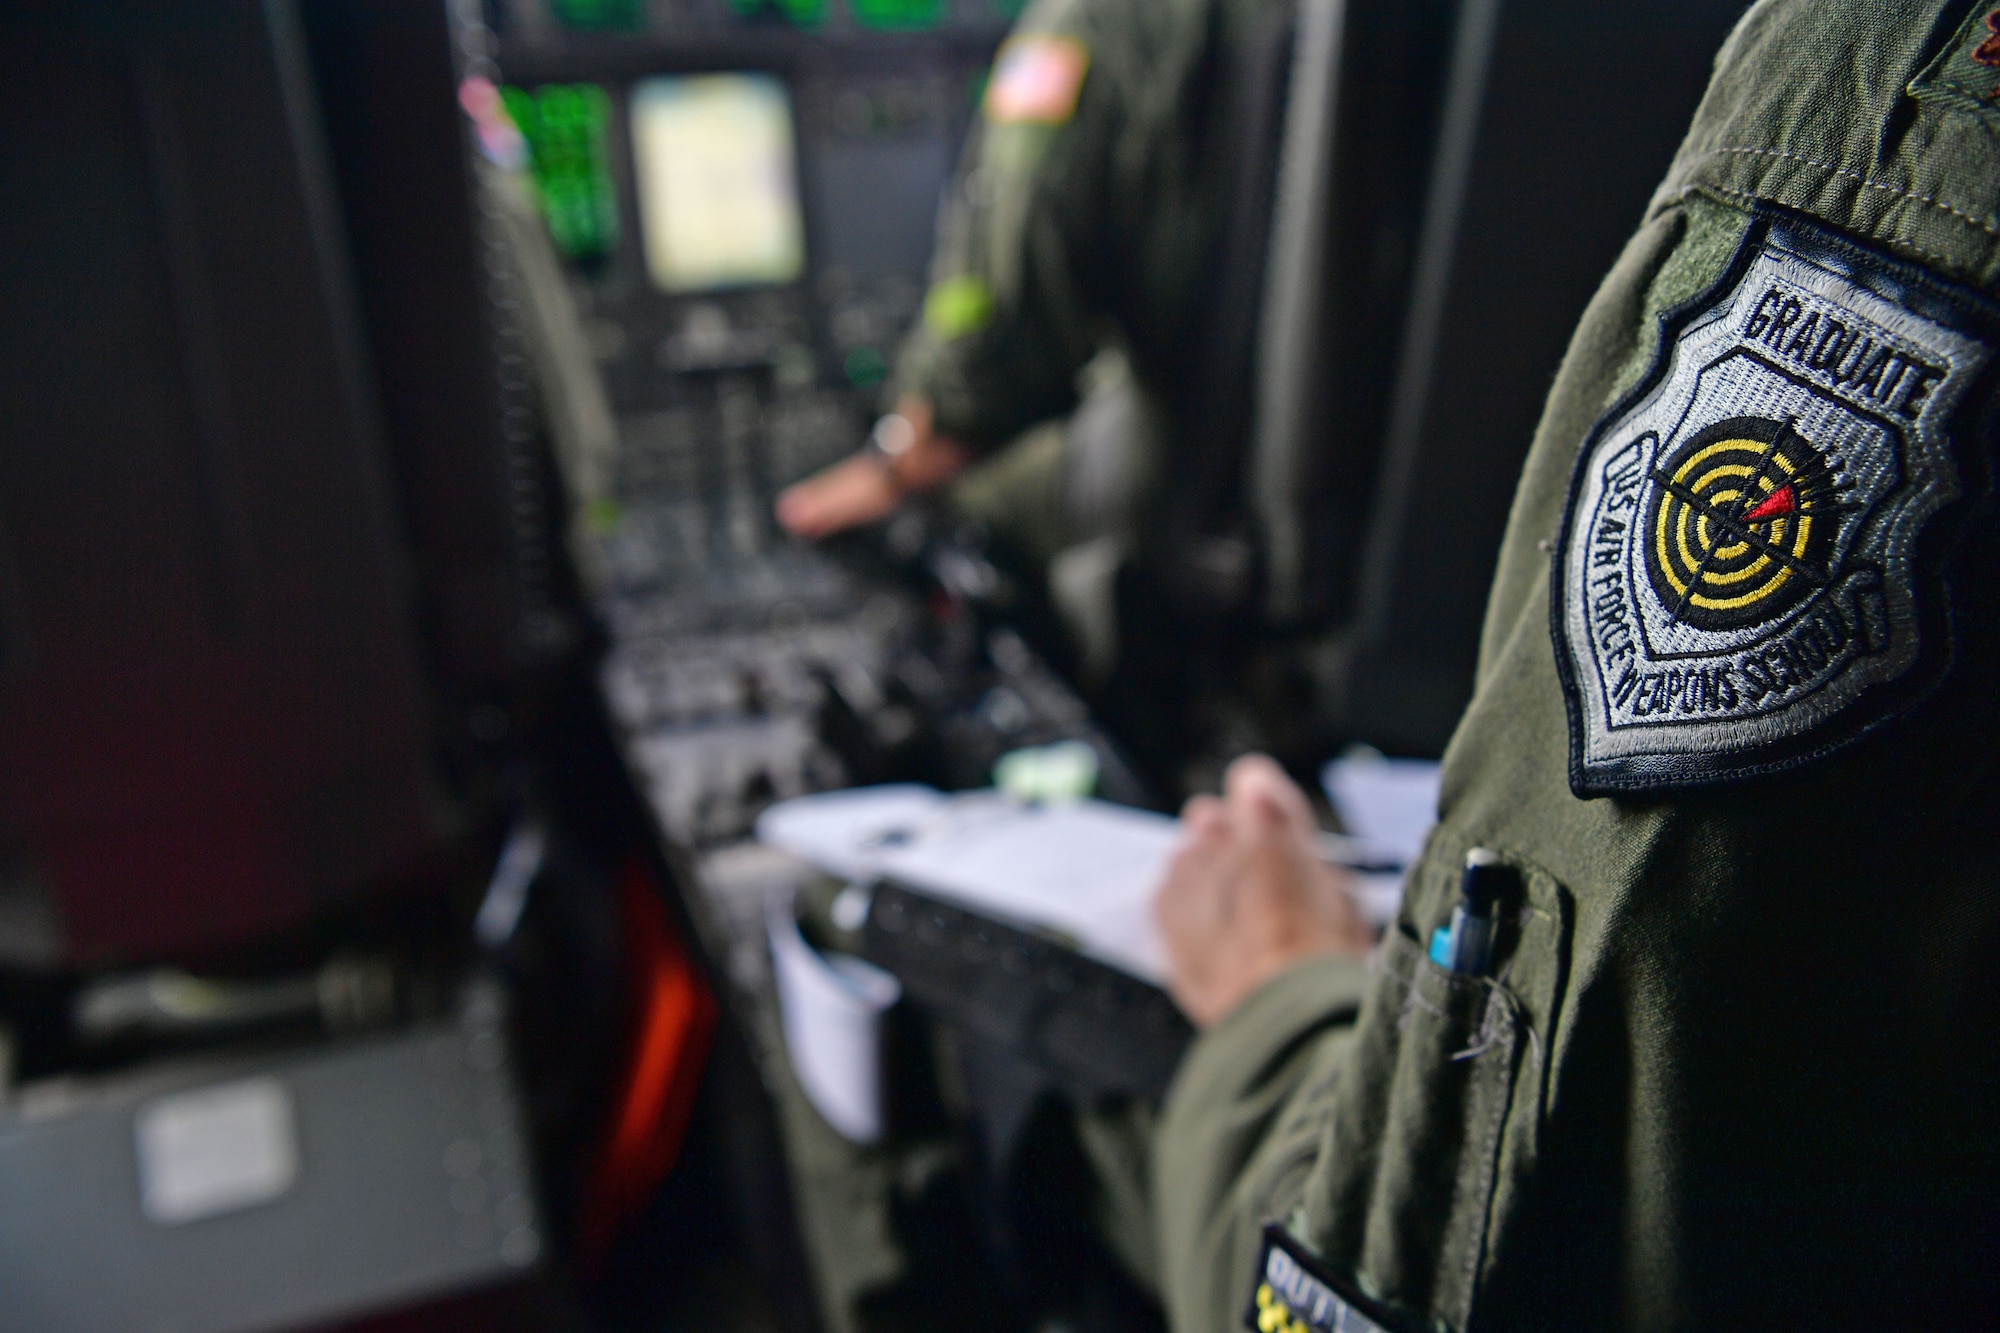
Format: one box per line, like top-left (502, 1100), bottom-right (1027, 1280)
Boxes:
top-left (889, 0), bottom-right (1117, 453)
top-left (1152, 2), bottom-right (2000, 1330)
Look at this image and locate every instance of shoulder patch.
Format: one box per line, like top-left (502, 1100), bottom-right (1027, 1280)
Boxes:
top-left (1910, 5), bottom-right (2000, 119)
top-left (984, 35), bottom-right (1090, 126)
top-left (924, 274), bottom-right (993, 339)
top-left (1553, 216), bottom-right (1998, 796)
top-left (1247, 1226), bottom-right (1405, 1333)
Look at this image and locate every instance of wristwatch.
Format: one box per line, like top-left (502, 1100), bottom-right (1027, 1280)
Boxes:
top-left (867, 412), bottom-right (918, 462)
top-left (865, 412), bottom-right (920, 491)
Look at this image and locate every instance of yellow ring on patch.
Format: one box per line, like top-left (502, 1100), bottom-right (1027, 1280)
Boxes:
top-left (1653, 436), bottom-right (1814, 614)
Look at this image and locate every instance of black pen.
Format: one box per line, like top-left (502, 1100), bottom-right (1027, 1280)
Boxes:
top-left (1314, 832), bottom-right (1407, 877)
top-left (1430, 848), bottom-right (1512, 974)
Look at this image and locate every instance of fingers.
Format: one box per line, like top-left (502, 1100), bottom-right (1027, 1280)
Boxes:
top-left (1159, 799), bottom-right (1229, 916)
top-left (772, 480), bottom-right (817, 535)
top-left (1223, 754), bottom-right (1316, 839)
top-left (1178, 793), bottom-right (1227, 842)
top-left (774, 471), bottom-right (833, 538)
top-left (775, 423), bottom-right (975, 540)
top-left (1156, 794), bottom-right (1241, 953)
top-left (774, 455), bottom-right (900, 539)
top-left (1156, 762), bottom-right (1378, 1029)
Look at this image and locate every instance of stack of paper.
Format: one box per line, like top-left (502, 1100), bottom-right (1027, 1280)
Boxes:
top-left (759, 789), bottom-right (1176, 984)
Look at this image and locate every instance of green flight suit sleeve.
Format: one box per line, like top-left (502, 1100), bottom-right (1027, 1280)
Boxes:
top-left (1154, 3), bottom-right (2000, 1330)
top-left (1151, 954), bottom-right (1370, 1331)
top-left (890, 0), bottom-right (1124, 452)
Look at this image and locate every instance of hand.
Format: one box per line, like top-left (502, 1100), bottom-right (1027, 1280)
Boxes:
top-left (1154, 755), bottom-right (1375, 1028)
top-left (774, 452), bottom-right (905, 540)
top-left (775, 397), bottom-right (973, 540)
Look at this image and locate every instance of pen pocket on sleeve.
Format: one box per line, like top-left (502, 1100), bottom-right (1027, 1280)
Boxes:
top-left (1294, 853), bottom-right (1573, 1333)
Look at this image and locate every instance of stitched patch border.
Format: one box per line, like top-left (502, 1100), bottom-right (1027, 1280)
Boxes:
top-left (1551, 210), bottom-right (2000, 796)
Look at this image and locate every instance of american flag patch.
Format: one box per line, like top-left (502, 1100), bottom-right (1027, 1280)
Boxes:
top-left (984, 35), bottom-right (1090, 125)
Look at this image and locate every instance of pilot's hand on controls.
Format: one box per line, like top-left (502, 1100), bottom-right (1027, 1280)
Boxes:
top-left (1154, 754), bottom-right (1375, 1029)
top-left (775, 396), bottom-right (973, 540)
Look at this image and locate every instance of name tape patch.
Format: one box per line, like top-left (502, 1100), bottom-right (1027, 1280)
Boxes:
top-left (1554, 218), bottom-right (1994, 794)
top-left (1246, 1226), bottom-right (1401, 1333)
top-left (984, 35), bottom-right (1090, 125)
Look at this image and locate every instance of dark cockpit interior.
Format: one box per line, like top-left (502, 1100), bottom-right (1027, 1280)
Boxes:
top-left (0, 0), bottom-right (1770, 1328)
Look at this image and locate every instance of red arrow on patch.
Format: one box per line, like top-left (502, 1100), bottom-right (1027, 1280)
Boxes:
top-left (1742, 485), bottom-right (1799, 523)
top-left (1975, 10), bottom-right (2000, 68)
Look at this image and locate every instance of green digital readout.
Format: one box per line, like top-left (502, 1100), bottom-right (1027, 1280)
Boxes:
top-left (843, 345), bottom-right (887, 387)
top-left (501, 84), bottom-right (620, 264)
top-left (547, 0), bottom-right (642, 30)
top-left (850, 0), bottom-right (943, 28)
top-left (727, 0), bottom-right (946, 27)
top-left (727, 0), bottom-right (830, 23)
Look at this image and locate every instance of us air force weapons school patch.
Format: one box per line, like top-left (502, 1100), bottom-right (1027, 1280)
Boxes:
top-left (1554, 216), bottom-right (1998, 795)
top-left (1247, 1227), bottom-right (1401, 1333)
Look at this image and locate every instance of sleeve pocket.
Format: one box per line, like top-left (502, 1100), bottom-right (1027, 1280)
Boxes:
top-left (1295, 853), bottom-right (1574, 1332)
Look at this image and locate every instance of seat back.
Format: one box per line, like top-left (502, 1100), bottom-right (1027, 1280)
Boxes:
top-left (1309, 0), bottom-right (1752, 756)
top-left (0, 0), bottom-right (514, 964)
top-left (1150, 0), bottom-right (1459, 621)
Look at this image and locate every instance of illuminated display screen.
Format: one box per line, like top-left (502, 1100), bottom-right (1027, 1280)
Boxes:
top-left (850, 0), bottom-right (943, 28)
top-left (549, 0), bottom-right (641, 30)
top-left (503, 83), bottom-right (619, 262)
top-left (630, 75), bottom-right (806, 293)
top-left (727, 0), bottom-right (828, 22)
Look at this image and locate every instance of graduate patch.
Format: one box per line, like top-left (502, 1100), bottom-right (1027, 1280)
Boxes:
top-left (1246, 1226), bottom-right (1402, 1333)
top-left (984, 35), bottom-right (1089, 125)
top-left (1554, 217), bottom-right (1996, 795)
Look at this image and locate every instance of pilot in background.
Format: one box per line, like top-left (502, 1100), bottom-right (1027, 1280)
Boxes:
top-left (777, 0), bottom-right (1295, 699)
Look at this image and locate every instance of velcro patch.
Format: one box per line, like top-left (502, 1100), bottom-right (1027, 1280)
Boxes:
top-left (1553, 216), bottom-right (1997, 795)
top-left (1246, 1226), bottom-right (1403, 1333)
top-left (924, 274), bottom-right (993, 339)
top-left (984, 35), bottom-right (1089, 125)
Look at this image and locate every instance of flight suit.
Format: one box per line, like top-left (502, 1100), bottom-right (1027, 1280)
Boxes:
top-left (895, 0), bottom-right (1283, 456)
top-left (1155, 2), bottom-right (2000, 1329)
top-left (898, 0), bottom-right (1288, 666)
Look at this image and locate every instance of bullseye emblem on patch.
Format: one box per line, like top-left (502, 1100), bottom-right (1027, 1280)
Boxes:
top-left (1643, 415), bottom-right (1842, 632)
top-left (1553, 219), bottom-right (1994, 795)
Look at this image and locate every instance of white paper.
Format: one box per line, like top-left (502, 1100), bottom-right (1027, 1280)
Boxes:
top-left (871, 796), bottom-right (1177, 984)
top-left (768, 903), bottom-right (901, 1145)
top-left (754, 784), bottom-right (949, 882)
top-left (1321, 756), bottom-right (1441, 928)
top-left (1322, 756), bottom-right (1441, 866)
top-left (135, 1076), bottom-right (300, 1225)
top-left (762, 788), bottom-right (1179, 984)
top-left (1346, 873), bottom-right (1408, 929)
top-left (759, 784), bottom-right (1426, 986)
